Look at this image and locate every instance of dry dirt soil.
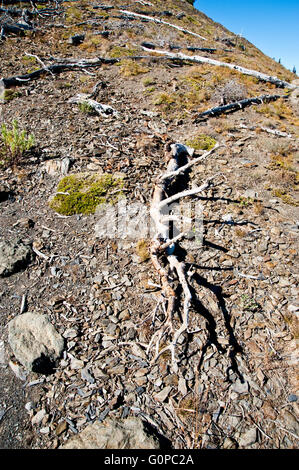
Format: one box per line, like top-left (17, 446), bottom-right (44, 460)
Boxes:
top-left (0, 0), bottom-right (298, 450)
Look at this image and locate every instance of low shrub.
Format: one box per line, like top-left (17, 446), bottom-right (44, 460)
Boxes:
top-left (0, 119), bottom-right (35, 167)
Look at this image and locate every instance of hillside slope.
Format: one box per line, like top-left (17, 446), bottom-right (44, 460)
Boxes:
top-left (0, 0), bottom-right (298, 450)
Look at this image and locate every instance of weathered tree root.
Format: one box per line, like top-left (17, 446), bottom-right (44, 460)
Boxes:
top-left (148, 142), bottom-right (221, 372)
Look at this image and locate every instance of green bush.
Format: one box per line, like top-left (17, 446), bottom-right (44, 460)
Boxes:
top-left (185, 134), bottom-right (217, 151)
top-left (1, 119), bottom-right (35, 166)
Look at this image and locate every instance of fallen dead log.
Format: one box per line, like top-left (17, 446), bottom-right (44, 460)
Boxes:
top-left (186, 46), bottom-right (217, 53)
top-left (195, 94), bottom-right (282, 120)
top-left (0, 57), bottom-right (120, 88)
top-left (0, 22), bottom-right (34, 39)
top-left (68, 93), bottom-right (118, 117)
top-left (148, 142), bottom-right (221, 371)
top-left (140, 46), bottom-right (297, 89)
top-left (0, 55), bottom-right (170, 88)
top-left (238, 123), bottom-right (293, 138)
top-left (119, 9), bottom-right (207, 40)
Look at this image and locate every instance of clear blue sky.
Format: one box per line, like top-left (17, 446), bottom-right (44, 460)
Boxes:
top-left (194, 0), bottom-right (299, 72)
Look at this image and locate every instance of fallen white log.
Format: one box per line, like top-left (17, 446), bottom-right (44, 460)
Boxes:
top-left (140, 46), bottom-right (297, 89)
top-left (119, 9), bottom-right (207, 41)
top-left (68, 94), bottom-right (118, 117)
top-left (239, 123), bottom-right (293, 138)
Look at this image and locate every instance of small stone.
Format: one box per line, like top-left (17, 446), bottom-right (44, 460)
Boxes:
top-left (63, 328), bottom-right (78, 339)
top-left (178, 376), bottom-right (188, 396)
top-left (0, 238), bottom-right (33, 277)
top-left (239, 428), bottom-right (257, 447)
top-left (131, 343), bottom-right (146, 359)
top-left (134, 376), bottom-right (147, 386)
top-left (154, 386), bottom-right (172, 403)
top-left (242, 189), bottom-right (258, 199)
top-left (288, 394), bottom-right (298, 402)
top-left (281, 410), bottom-right (299, 434)
top-left (25, 402), bottom-right (34, 412)
top-left (40, 426), bottom-right (50, 434)
top-left (107, 365), bottom-right (125, 375)
top-left (223, 437), bottom-right (238, 449)
top-left (68, 33), bottom-right (85, 45)
top-left (55, 420), bottom-right (68, 436)
top-left (231, 379), bottom-right (249, 394)
top-left (32, 409), bottom-right (47, 426)
top-left (68, 354), bottom-right (84, 370)
top-left (81, 367), bottom-right (95, 384)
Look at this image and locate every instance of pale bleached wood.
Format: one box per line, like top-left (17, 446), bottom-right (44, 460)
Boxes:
top-left (148, 142), bottom-right (220, 371)
top-left (119, 9), bottom-right (207, 41)
top-left (140, 46), bottom-right (297, 89)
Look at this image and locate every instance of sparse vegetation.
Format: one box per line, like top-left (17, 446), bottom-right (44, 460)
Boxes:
top-left (49, 173), bottom-right (124, 215)
top-left (241, 294), bottom-right (260, 312)
top-left (212, 79), bottom-right (248, 103)
top-left (118, 59), bottom-right (150, 78)
top-left (1, 0), bottom-right (298, 452)
top-left (109, 45), bottom-right (139, 58)
top-left (153, 92), bottom-right (176, 107)
top-left (135, 239), bottom-right (150, 262)
top-left (0, 120), bottom-right (35, 167)
top-left (271, 188), bottom-right (299, 206)
top-left (77, 101), bottom-right (96, 115)
top-left (185, 134), bottom-right (217, 151)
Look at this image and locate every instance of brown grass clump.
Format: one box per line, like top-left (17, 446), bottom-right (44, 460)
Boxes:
top-left (118, 60), bottom-right (150, 78)
top-left (135, 239), bottom-right (150, 262)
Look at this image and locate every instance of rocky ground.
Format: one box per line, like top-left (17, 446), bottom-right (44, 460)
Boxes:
top-left (0, 0), bottom-right (298, 450)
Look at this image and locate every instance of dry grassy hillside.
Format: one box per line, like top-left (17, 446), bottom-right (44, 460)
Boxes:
top-left (0, 0), bottom-right (298, 451)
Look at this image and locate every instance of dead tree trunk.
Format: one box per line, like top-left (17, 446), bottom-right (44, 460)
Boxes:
top-left (119, 9), bottom-right (207, 41)
top-left (195, 94), bottom-right (282, 120)
top-left (0, 57), bottom-right (120, 88)
top-left (0, 56), bottom-right (168, 88)
top-left (140, 46), bottom-right (297, 89)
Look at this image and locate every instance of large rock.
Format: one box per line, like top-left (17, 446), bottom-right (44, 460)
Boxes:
top-left (60, 417), bottom-right (169, 449)
top-left (0, 238), bottom-right (33, 277)
top-left (8, 312), bottom-right (64, 374)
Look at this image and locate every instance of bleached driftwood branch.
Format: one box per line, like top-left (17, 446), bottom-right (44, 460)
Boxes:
top-left (238, 124), bottom-right (293, 138)
top-left (195, 94), bottom-right (282, 119)
top-left (119, 9), bottom-right (207, 41)
top-left (148, 142), bottom-right (220, 372)
top-left (68, 94), bottom-right (118, 117)
top-left (140, 46), bottom-right (297, 89)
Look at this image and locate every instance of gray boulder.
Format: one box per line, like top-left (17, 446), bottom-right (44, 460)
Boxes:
top-left (7, 312), bottom-right (64, 374)
top-left (0, 238), bottom-right (33, 277)
top-left (60, 417), bottom-right (168, 449)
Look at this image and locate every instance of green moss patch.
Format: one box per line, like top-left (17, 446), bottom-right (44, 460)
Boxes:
top-left (185, 134), bottom-right (217, 151)
top-left (49, 173), bottom-right (124, 216)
